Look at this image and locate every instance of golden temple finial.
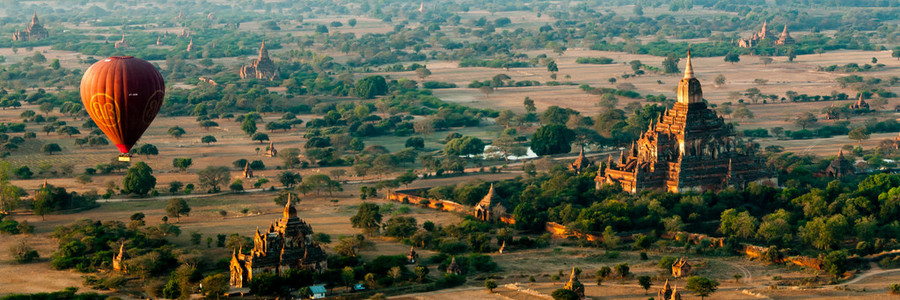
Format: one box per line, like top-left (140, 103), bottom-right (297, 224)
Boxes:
top-left (683, 49), bottom-right (695, 79)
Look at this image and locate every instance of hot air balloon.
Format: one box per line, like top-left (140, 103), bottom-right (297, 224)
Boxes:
top-left (80, 56), bottom-right (165, 161)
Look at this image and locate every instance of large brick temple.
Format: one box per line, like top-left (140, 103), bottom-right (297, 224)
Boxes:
top-left (240, 41), bottom-right (279, 80)
top-left (13, 11), bottom-right (49, 42)
top-left (597, 51), bottom-right (774, 193)
top-left (229, 196), bottom-right (327, 288)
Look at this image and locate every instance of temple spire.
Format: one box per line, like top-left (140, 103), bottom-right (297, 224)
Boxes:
top-left (683, 49), bottom-right (695, 79)
top-left (259, 40), bottom-right (269, 59)
top-left (283, 193), bottom-right (296, 218)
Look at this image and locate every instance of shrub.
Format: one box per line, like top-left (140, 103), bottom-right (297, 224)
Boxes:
top-left (10, 241), bottom-right (39, 263)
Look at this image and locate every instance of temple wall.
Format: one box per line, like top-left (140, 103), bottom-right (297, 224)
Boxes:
top-left (386, 190), bottom-right (514, 225)
top-left (545, 222), bottom-right (602, 242)
top-left (662, 231), bottom-right (725, 248)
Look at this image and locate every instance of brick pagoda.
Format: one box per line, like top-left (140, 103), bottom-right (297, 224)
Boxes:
top-left (597, 51), bottom-right (773, 193)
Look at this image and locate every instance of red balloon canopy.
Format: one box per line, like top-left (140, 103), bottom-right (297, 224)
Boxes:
top-left (80, 56), bottom-right (165, 154)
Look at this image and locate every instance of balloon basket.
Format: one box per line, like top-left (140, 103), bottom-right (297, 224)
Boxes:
top-left (118, 154), bottom-right (132, 162)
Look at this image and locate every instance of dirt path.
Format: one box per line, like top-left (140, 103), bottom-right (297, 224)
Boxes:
top-left (721, 260), bottom-right (753, 283)
top-left (839, 267), bottom-right (900, 286)
top-left (389, 286), bottom-right (503, 299)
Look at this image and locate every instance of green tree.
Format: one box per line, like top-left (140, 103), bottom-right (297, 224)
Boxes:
top-left (416, 67), bottom-right (432, 80)
top-left (32, 51), bottom-right (46, 63)
top-left (197, 166), bottom-right (230, 192)
top-left (485, 279), bottom-right (498, 292)
top-left (685, 276), bottom-right (719, 300)
top-left (251, 132), bottom-right (270, 143)
top-left (355, 76), bottom-right (388, 99)
top-left (732, 105), bottom-right (754, 121)
top-left (662, 54), bottom-right (679, 74)
top-left (56, 126), bottom-right (80, 136)
top-left (201, 135), bottom-right (217, 144)
top-left (278, 171), bottom-right (301, 188)
top-left (718, 209), bottom-right (759, 240)
top-left (614, 263), bottom-right (629, 278)
top-left (190, 231), bottom-right (203, 245)
top-left (524, 97), bottom-right (536, 113)
top-left (122, 162), bottom-right (156, 196)
top-left (848, 127), bottom-right (870, 145)
top-left (724, 53), bottom-right (740, 64)
top-left (602, 226), bottom-right (620, 249)
top-left (551, 288), bottom-right (579, 300)
top-left (405, 137), bottom-right (425, 149)
top-left (384, 216), bottom-right (418, 238)
top-left (513, 202), bottom-right (543, 232)
top-left (200, 274), bottom-right (229, 299)
top-left (165, 198), bottom-right (191, 223)
top-left (714, 74), bottom-right (726, 86)
top-left (172, 158), bottom-right (193, 172)
top-left (342, 266), bottom-right (356, 289)
top-left (479, 86), bottom-right (494, 98)
top-left (241, 118), bottom-right (257, 136)
top-left (301, 174), bottom-right (341, 196)
top-left (168, 126), bottom-right (186, 139)
top-left (794, 112), bottom-right (818, 130)
top-left (638, 276), bottom-right (652, 294)
top-left (41, 143), bottom-right (61, 155)
top-left (492, 134), bottom-right (527, 162)
top-left (10, 240), bottom-right (39, 263)
top-left (351, 203), bottom-right (382, 235)
top-left (531, 124), bottom-right (575, 156)
top-left (334, 234), bottom-right (374, 257)
top-left (822, 250), bottom-right (848, 277)
top-left (33, 189), bottom-right (51, 220)
top-left (444, 136), bottom-right (485, 157)
top-left (229, 180), bottom-right (244, 192)
top-left (547, 61), bottom-right (558, 73)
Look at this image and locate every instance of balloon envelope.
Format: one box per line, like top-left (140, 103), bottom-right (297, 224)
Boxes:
top-left (80, 56), bottom-right (165, 153)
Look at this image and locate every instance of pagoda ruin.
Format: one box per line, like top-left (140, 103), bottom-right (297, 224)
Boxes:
top-left (671, 257), bottom-right (692, 278)
top-left (406, 246), bottom-right (418, 264)
top-left (264, 142), bottom-right (278, 157)
top-left (775, 25), bottom-right (795, 45)
top-left (229, 195), bottom-right (328, 288)
top-left (474, 184), bottom-right (505, 222)
top-left (563, 268), bottom-right (585, 299)
top-left (446, 257), bottom-right (463, 275)
top-left (658, 279), bottom-right (683, 300)
top-left (240, 41), bottom-right (279, 80)
top-left (850, 94), bottom-right (870, 110)
top-left (569, 147), bottom-right (592, 174)
top-left (114, 35), bottom-right (129, 49)
top-left (597, 51), bottom-right (773, 193)
top-left (824, 149), bottom-right (855, 178)
top-left (242, 162), bottom-right (253, 179)
top-left (112, 242), bottom-right (127, 273)
top-left (13, 11), bottom-right (50, 42)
